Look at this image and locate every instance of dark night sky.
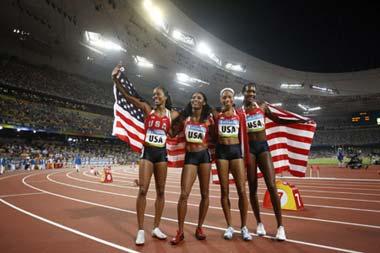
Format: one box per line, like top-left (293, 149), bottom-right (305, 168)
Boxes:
top-left (171, 0), bottom-right (380, 73)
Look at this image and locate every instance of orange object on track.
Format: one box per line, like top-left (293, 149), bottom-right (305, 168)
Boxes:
top-left (263, 180), bottom-right (304, 211)
top-left (101, 167), bottom-right (113, 183)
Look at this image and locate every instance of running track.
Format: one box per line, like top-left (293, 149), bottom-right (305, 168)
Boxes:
top-left (1, 166), bottom-right (379, 253)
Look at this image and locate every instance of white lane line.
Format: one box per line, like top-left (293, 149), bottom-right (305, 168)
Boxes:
top-left (0, 192), bottom-right (46, 198)
top-left (113, 169), bottom-right (380, 192)
top-left (111, 173), bottom-right (380, 196)
top-left (82, 171), bottom-right (380, 204)
top-left (22, 172), bottom-right (363, 253)
top-left (51, 171), bottom-right (380, 229)
top-left (79, 171), bottom-right (380, 213)
top-left (0, 198), bottom-right (140, 253)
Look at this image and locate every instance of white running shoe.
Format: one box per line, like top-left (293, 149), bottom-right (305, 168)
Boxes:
top-left (135, 230), bottom-right (145, 245)
top-left (256, 223), bottom-right (266, 236)
top-left (241, 226), bottom-right (252, 241)
top-left (276, 226), bottom-right (286, 241)
top-left (151, 227), bottom-right (167, 240)
top-left (224, 226), bottom-right (234, 240)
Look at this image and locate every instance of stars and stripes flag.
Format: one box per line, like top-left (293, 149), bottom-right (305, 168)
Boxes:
top-left (112, 67), bottom-right (146, 152)
top-left (112, 67), bottom-right (316, 181)
top-left (112, 67), bottom-right (185, 168)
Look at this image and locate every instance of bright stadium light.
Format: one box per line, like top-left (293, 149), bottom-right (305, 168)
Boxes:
top-left (234, 95), bottom-right (244, 100)
top-left (225, 63), bottom-right (246, 72)
top-left (197, 42), bottom-right (212, 56)
top-left (209, 53), bottom-right (222, 66)
top-left (197, 42), bottom-right (222, 66)
top-left (176, 73), bottom-right (209, 87)
top-left (134, 55), bottom-right (154, 68)
top-left (0, 126), bottom-right (3, 130)
top-left (271, 103), bottom-right (283, 107)
top-left (298, 104), bottom-right (308, 111)
top-left (85, 31), bottom-right (126, 52)
top-left (281, 83), bottom-right (304, 89)
top-left (308, 106), bottom-right (322, 112)
top-left (310, 85), bottom-right (338, 94)
top-left (143, 0), bottom-right (169, 33)
top-left (172, 29), bottom-right (195, 46)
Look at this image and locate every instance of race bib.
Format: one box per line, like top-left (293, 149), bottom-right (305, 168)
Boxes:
top-left (145, 129), bottom-right (167, 147)
top-left (185, 124), bottom-right (206, 143)
top-left (246, 114), bottom-right (265, 132)
top-left (218, 119), bottom-right (239, 138)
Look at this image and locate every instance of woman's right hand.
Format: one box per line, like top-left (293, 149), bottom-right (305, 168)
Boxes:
top-left (111, 64), bottom-right (122, 79)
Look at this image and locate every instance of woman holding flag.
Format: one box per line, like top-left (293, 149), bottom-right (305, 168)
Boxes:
top-left (112, 65), bottom-right (179, 245)
top-left (170, 92), bottom-right (214, 245)
top-left (239, 82), bottom-right (309, 241)
top-left (214, 88), bottom-right (252, 241)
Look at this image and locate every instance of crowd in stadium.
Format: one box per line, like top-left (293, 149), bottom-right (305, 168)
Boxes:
top-left (313, 128), bottom-right (380, 146)
top-left (0, 138), bottom-right (139, 173)
top-left (0, 57), bottom-right (113, 108)
top-left (0, 89), bottom-right (113, 136)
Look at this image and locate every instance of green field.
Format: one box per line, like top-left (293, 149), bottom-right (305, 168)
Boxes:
top-left (308, 157), bottom-right (371, 165)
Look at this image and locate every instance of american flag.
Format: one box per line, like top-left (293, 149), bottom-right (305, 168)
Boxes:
top-left (211, 105), bottom-right (316, 184)
top-left (112, 67), bottom-right (145, 153)
top-left (112, 67), bottom-right (186, 168)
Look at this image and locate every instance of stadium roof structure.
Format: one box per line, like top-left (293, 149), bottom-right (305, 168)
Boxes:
top-left (0, 0), bottom-right (379, 116)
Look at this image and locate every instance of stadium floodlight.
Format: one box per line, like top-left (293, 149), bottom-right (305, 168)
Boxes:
top-left (281, 83), bottom-right (304, 89)
top-left (197, 42), bottom-right (212, 55)
top-left (176, 73), bottom-right (209, 87)
top-left (85, 31), bottom-right (126, 52)
top-left (134, 55), bottom-right (154, 68)
top-left (143, 0), bottom-right (169, 33)
top-left (271, 103), bottom-right (283, 107)
top-left (298, 104), bottom-right (308, 111)
top-left (172, 29), bottom-right (195, 46)
top-left (310, 85), bottom-right (338, 94)
top-left (225, 63), bottom-right (246, 72)
top-left (208, 53), bottom-right (222, 66)
top-left (197, 42), bottom-right (222, 66)
top-left (308, 106), bottom-right (322, 112)
top-left (0, 125), bottom-right (3, 130)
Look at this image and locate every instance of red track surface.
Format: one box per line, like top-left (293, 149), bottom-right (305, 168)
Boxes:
top-left (1, 166), bottom-right (380, 253)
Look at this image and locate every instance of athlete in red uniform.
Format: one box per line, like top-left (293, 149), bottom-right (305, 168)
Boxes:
top-left (213, 88), bottom-right (252, 241)
top-left (112, 65), bottom-right (179, 245)
top-left (170, 92), bottom-right (214, 244)
top-left (240, 83), bottom-right (308, 241)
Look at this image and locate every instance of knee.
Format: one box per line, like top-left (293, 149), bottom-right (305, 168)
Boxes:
top-left (200, 191), bottom-right (209, 200)
top-left (179, 192), bottom-right (189, 201)
top-left (220, 189), bottom-right (229, 199)
top-left (138, 187), bottom-right (148, 197)
top-left (237, 186), bottom-right (247, 198)
top-left (156, 189), bottom-right (165, 198)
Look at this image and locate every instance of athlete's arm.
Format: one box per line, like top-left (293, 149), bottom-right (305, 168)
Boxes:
top-left (111, 64), bottom-right (152, 115)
